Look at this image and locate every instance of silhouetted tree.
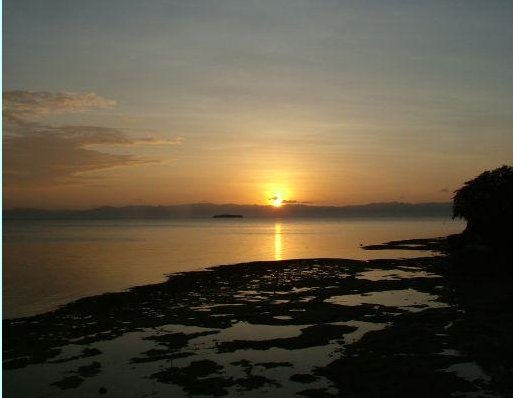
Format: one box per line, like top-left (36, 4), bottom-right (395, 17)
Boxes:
top-left (453, 165), bottom-right (513, 246)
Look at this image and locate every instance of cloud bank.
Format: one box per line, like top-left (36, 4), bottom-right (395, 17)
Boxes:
top-left (3, 91), bottom-right (181, 185)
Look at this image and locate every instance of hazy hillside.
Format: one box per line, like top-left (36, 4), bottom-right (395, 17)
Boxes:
top-left (4, 202), bottom-right (452, 220)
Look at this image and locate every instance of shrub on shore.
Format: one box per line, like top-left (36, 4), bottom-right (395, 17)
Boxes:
top-left (450, 165), bottom-right (513, 249)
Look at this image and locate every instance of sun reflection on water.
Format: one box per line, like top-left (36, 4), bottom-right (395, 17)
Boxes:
top-left (274, 222), bottom-right (282, 260)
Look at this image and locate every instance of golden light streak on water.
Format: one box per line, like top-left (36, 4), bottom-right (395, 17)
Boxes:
top-left (274, 222), bottom-right (282, 260)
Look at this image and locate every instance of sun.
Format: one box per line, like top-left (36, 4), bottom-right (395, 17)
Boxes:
top-left (270, 193), bottom-right (283, 207)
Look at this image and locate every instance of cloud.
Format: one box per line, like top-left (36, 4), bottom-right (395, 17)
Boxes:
top-left (4, 129), bottom-right (151, 185)
top-left (282, 199), bottom-right (314, 205)
top-left (3, 91), bottom-right (181, 186)
top-left (3, 90), bottom-right (115, 122)
top-left (267, 197), bottom-right (310, 205)
top-left (129, 136), bottom-right (184, 146)
top-left (439, 188), bottom-right (450, 193)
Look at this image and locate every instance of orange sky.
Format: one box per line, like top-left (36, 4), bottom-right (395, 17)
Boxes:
top-left (4, 1), bottom-right (513, 209)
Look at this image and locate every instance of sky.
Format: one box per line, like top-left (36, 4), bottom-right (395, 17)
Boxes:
top-left (4, 0), bottom-right (513, 209)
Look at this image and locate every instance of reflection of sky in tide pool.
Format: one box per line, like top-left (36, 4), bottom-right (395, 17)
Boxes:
top-left (5, 320), bottom-right (383, 398)
top-left (326, 289), bottom-right (449, 312)
top-left (6, 316), bottom-right (488, 397)
top-left (445, 362), bottom-right (490, 383)
top-left (356, 268), bottom-right (439, 281)
top-left (215, 322), bottom-right (303, 342)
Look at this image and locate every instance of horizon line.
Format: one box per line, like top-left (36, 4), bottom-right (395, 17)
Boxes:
top-left (4, 201), bottom-right (453, 212)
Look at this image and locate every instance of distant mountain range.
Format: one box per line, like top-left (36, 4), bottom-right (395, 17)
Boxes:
top-left (4, 202), bottom-right (453, 220)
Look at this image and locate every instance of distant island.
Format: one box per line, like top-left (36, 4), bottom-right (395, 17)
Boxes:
top-left (212, 214), bottom-right (243, 218)
top-left (3, 202), bottom-right (452, 220)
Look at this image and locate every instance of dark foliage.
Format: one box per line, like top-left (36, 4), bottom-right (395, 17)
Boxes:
top-left (453, 165), bottom-right (513, 245)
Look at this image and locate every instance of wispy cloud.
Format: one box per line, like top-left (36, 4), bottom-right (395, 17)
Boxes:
top-left (3, 91), bottom-right (115, 126)
top-left (282, 199), bottom-right (313, 205)
top-left (3, 91), bottom-right (182, 186)
top-left (129, 137), bottom-right (184, 146)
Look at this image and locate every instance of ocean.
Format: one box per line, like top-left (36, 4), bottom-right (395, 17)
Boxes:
top-left (3, 217), bottom-right (464, 319)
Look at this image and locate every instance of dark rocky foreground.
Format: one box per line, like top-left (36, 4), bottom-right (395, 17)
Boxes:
top-left (3, 238), bottom-right (513, 397)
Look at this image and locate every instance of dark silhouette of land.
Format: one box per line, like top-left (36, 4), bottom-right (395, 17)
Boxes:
top-left (450, 165), bottom-right (513, 251)
top-left (4, 201), bottom-right (452, 220)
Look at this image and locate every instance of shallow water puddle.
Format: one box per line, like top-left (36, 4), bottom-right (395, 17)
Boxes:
top-left (215, 321), bottom-right (305, 342)
top-left (5, 329), bottom-right (185, 398)
top-left (333, 320), bottom-right (389, 344)
top-left (190, 303), bottom-right (244, 311)
top-left (326, 288), bottom-right (449, 312)
top-left (445, 362), bottom-right (491, 383)
top-left (357, 268), bottom-right (440, 281)
top-left (207, 344), bottom-right (340, 396)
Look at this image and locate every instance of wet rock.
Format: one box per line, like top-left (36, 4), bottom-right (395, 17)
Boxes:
top-left (235, 375), bottom-right (280, 391)
top-left (297, 388), bottom-right (335, 397)
top-left (152, 359), bottom-right (224, 384)
top-left (82, 347), bottom-right (102, 357)
top-left (290, 373), bottom-right (317, 383)
top-left (316, 355), bottom-right (475, 398)
top-left (255, 361), bottom-right (293, 369)
top-left (77, 361), bottom-right (101, 377)
top-left (131, 350), bottom-right (193, 364)
top-left (52, 375), bottom-right (84, 390)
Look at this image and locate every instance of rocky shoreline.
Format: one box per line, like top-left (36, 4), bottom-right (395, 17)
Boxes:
top-left (3, 237), bottom-right (512, 397)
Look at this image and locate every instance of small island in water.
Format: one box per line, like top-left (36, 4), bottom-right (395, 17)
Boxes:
top-left (212, 214), bottom-right (244, 218)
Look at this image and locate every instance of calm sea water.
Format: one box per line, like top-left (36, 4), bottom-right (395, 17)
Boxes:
top-left (3, 217), bottom-right (464, 319)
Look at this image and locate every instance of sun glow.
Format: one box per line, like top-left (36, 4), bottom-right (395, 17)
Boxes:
top-left (270, 193), bottom-right (283, 207)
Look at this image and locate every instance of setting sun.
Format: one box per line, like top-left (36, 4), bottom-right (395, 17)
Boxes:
top-left (270, 194), bottom-right (283, 207)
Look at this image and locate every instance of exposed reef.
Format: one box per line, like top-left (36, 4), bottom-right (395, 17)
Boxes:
top-left (3, 237), bottom-right (512, 397)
